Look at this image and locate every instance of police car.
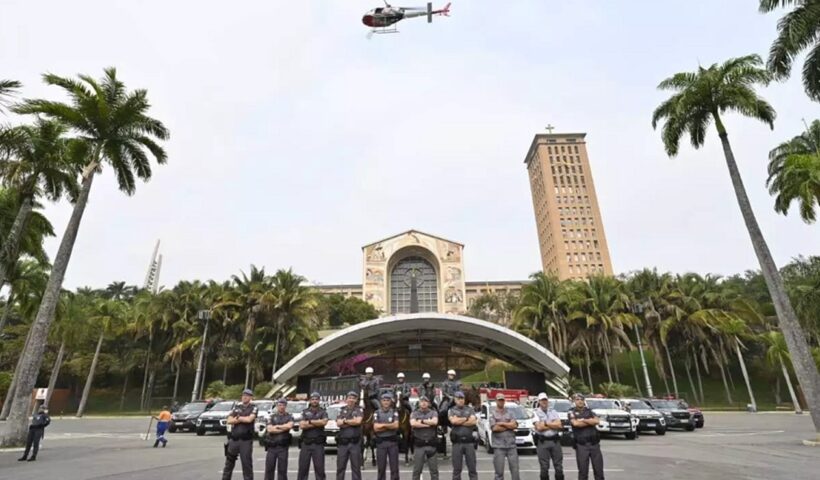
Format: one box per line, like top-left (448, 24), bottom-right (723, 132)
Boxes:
top-left (583, 398), bottom-right (639, 440)
top-left (477, 401), bottom-right (537, 453)
top-left (620, 398), bottom-right (666, 435)
top-left (549, 398), bottom-right (575, 446)
top-left (196, 400), bottom-right (236, 435)
top-left (250, 400), bottom-right (274, 437)
top-left (255, 400), bottom-right (308, 441)
top-left (645, 399), bottom-right (695, 431)
top-left (323, 402), bottom-right (347, 451)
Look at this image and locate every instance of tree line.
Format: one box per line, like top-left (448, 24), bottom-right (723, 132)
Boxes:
top-left (1, 0), bottom-right (820, 445)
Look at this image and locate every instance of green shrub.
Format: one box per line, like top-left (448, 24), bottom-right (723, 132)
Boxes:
top-left (205, 380), bottom-right (226, 399)
top-left (254, 382), bottom-right (273, 398)
top-left (598, 382), bottom-right (637, 398)
top-left (222, 384), bottom-right (245, 400)
top-left (0, 371), bottom-right (11, 401)
top-left (567, 376), bottom-right (590, 395)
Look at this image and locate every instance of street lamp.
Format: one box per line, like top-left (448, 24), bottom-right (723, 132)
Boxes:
top-left (191, 309), bottom-right (212, 402)
top-left (632, 303), bottom-right (654, 397)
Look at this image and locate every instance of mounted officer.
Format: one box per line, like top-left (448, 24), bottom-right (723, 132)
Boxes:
top-left (394, 372), bottom-right (412, 414)
top-left (419, 373), bottom-right (436, 409)
top-left (359, 367), bottom-right (382, 411)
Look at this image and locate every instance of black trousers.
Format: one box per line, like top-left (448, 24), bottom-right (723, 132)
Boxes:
top-left (23, 429), bottom-right (44, 458)
top-left (223, 438), bottom-right (254, 480)
top-left (297, 442), bottom-right (326, 480)
top-left (575, 443), bottom-right (604, 480)
top-left (265, 446), bottom-right (288, 480)
top-left (336, 440), bottom-right (362, 480)
top-left (376, 440), bottom-right (399, 480)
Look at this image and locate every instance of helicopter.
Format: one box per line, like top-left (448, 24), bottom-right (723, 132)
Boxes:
top-left (362, 1), bottom-right (451, 35)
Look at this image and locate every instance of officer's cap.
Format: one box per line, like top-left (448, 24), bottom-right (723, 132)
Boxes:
top-left (242, 388), bottom-right (254, 397)
top-left (419, 395), bottom-right (430, 402)
top-left (454, 391), bottom-right (465, 399)
top-left (572, 393), bottom-right (585, 400)
top-left (310, 391), bottom-right (321, 399)
top-left (537, 392), bottom-right (549, 401)
top-left (495, 393), bottom-right (506, 401)
top-left (347, 391), bottom-right (359, 398)
top-left (396, 372), bottom-right (405, 378)
top-left (447, 369), bottom-right (456, 376)
top-left (380, 392), bottom-right (394, 400)
top-left (422, 372), bottom-right (431, 379)
top-left (276, 398), bottom-right (287, 405)
top-left (365, 367), bottom-right (374, 374)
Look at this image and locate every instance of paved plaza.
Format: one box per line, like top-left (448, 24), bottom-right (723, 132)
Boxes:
top-left (0, 412), bottom-right (818, 479)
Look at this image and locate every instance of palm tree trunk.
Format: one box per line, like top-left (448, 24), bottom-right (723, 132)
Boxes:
top-left (245, 355), bottom-right (252, 389)
top-left (613, 357), bottom-right (621, 384)
top-left (0, 195), bottom-right (34, 289)
top-left (780, 356), bottom-right (803, 414)
top-left (222, 362), bottom-right (228, 384)
top-left (0, 291), bottom-right (13, 334)
top-left (140, 337), bottom-right (152, 411)
top-left (77, 331), bottom-right (104, 417)
top-left (629, 352), bottom-right (642, 395)
top-left (146, 369), bottom-right (156, 411)
top-left (603, 351), bottom-right (613, 384)
top-left (44, 340), bottom-right (65, 409)
top-left (693, 349), bottom-right (705, 404)
top-left (172, 359), bottom-right (181, 402)
top-left (775, 376), bottom-right (782, 406)
top-left (665, 345), bottom-right (679, 397)
top-left (119, 373), bottom-right (129, 411)
top-left (0, 326), bottom-right (33, 420)
top-left (0, 170), bottom-right (96, 446)
top-left (715, 117), bottom-right (820, 432)
top-left (733, 339), bottom-right (757, 411)
top-left (271, 327), bottom-right (282, 383)
top-left (717, 357), bottom-right (734, 405)
top-left (684, 357), bottom-right (697, 405)
top-left (585, 348), bottom-right (594, 394)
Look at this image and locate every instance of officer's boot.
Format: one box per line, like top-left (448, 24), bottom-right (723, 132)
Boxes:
top-left (555, 472), bottom-right (565, 480)
top-left (153, 439), bottom-right (160, 448)
top-left (27, 456), bottom-right (36, 462)
top-left (17, 455), bottom-right (27, 461)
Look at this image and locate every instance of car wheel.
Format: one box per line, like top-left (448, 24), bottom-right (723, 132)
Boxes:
top-left (169, 425), bottom-right (177, 433)
top-left (655, 427), bottom-right (666, 435)
top-left (696, 421), bottom-right (704, 429)
top-left (685, 424), bottom-right (695, 432)
top-left (485, 434), bottom-right (494, 454)
top-left (196, 428), bottom-right (205, 436)
top-left (625, 431), bottom-right (637, 440)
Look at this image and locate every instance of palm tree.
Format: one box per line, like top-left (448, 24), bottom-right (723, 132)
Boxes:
top-left (652, 54), bottom-right (820, 434)
top-left (44, 291), bottom-right (86, 409)
top-left (1, 68), bottom-right (168, 445)
top-left (77, 298), bottom-right (125, 417)
top-left (0, 119), bottom-right (79, 288)
top-left (513, 273), bottom-right (570, 358)
top-left (762, 330), bottom-right (803, 413)
top-left (0, 80), bottom-right (21, 113)
top-left (766, 120), bottom-right (820, 222)
top-left (759, 1), bottom-right (820, 101)
top-left (226, 265), bottom-right (271, 388)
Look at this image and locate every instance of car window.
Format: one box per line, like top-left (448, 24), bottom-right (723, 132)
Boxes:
top-left (254, 401), bottom-right (273, 411)
top-left (326, 405), bottom-right (343, 420)
top-left (180, 403), bottom-right (205, 413)
top-left (286, 402), bottom-right (307, 414)
top-left (210, 402), bottom-right (235, 412)
top-left (551, 400), bottom-right (572, 412)
top-left (626, 400), bottom-right (652, 410)
top-left (585, 399), bottom-right (621, 410)
top-left (649, 400), bottom-right (682, 409)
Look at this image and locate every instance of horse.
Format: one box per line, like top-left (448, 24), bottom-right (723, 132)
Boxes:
top-left (360, 387), bottom-right (378, 467)
top-left (397, 398), bottom-right (413, 464)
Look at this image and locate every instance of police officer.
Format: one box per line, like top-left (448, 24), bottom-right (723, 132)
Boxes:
top-left (411, 396), bottom-right (439, 480)
top-left (336, 391), bottom-right (363, 480)
top-left (489, 393), bottom-right (520, 480)
top-left (360, 367), bottom-right (382, 411)
top-left (18, 406), bottom-right (50, 462)
top-left (448, 391), bottom-right (478, 480)
top-left (394, 372), bottom-right (412, 414)
top-left (373, 392), bottom-right (400, 480)
top-left (222, 389), bottom-right (259, 480)
top-left (568, 393), bottom-right (604, 480)
top-left (419, 372), bottom-right (436, 409)
top-left (265, 398), bottom-right (294, 480)
top-left (533, 393), bottom-right (564, 480)
top-left (298, 392), bottom-right (328, 480)
top-left (440, 370), bottom-right (461, 408)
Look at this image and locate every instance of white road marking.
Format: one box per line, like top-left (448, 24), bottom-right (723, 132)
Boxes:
top-left (698, 430), bottom-right (785, 437)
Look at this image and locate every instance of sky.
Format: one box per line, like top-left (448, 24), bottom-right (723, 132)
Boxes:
top-left (1, 0), bottom-right (819, 290)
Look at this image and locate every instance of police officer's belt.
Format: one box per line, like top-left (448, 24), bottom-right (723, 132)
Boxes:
top-left (338, 436), bottom-right (361, 445)
top-left (266, 437), bottom-right (291, 448)
top-left (450, 432), bottom-right (474, 444)
top-left (414, 437), bottom-right (438, 447)
top-left (535, 435), bottom-right (560, 443)
top-left (574, 437), bottom-right (600, 446)
top-left (375, 435), bottom-right (398, 444)
top-left (302, 435), bottom-right (326, 445)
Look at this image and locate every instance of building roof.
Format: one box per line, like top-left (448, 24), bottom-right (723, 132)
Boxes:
top-left (524, 132), bottom-right (588, 165)
top-left (362, 229), bottom-right (464, 249)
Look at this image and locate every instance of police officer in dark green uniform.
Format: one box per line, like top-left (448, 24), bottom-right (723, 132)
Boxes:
top-left (373, 392), bottom-right (400, 480)
top-left (265, 398), bottom-right (294, 480)
top-left (222, 389), bottom-right (259, 480)
top-left (336, 391), bottom-right (363, 480)
top-left (448, 391), bottom-right (478, 480)
top-left (568, 393), bottom-right (604, 480)
top-left (298, 392), bottom-right (328, 480)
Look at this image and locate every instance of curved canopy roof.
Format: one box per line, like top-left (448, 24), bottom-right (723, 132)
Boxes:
top-left (273, 313), bottom-right (569, 385)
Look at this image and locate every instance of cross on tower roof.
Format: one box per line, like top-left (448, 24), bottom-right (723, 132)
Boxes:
top-left (545, 124), bottom-right (556, 134)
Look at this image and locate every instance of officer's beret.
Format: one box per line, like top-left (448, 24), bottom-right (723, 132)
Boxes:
top-left (347, 391), bottom-right (359, 398)
top-left (277, 398), bottom-right (287, 405)
top-left (454, 391), bottom-right (465, 398)
top-left (242, 388), bottom-right (254, 396)
top-left (419, 395), bottom-right (430, 402)
top-left (381, 392), bottom-right (394, 400)
top-left (572, 393), bottom-right (585, 400)
top-left (310, 391), bottom-right (321, 399)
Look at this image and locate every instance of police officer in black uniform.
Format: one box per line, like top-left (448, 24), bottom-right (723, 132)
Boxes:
top-left (298, 392), bottom-right (328, 480)
top-left (359, 367), bottom-right (381, 411)
top-left (419, 373), bottom-right (436, 410)
top-left (18, 406), bottom-right (50, 462)
top-left (265, 398), bottom-right (294, 480)
top-left (336, 391), bottom-right (364, 480)
top-left (373, 392), bottom-right (400, 480)
top-left (448, 392), bottom-right (478, 480)
top-left (439, 370), bottom-right (461, 415)
top-left (222, 389), bottom-right (259, 480)
top-left (394, 372), bottom-right (412, 415)
top-left (568, 393), bottom-right (604, 480)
